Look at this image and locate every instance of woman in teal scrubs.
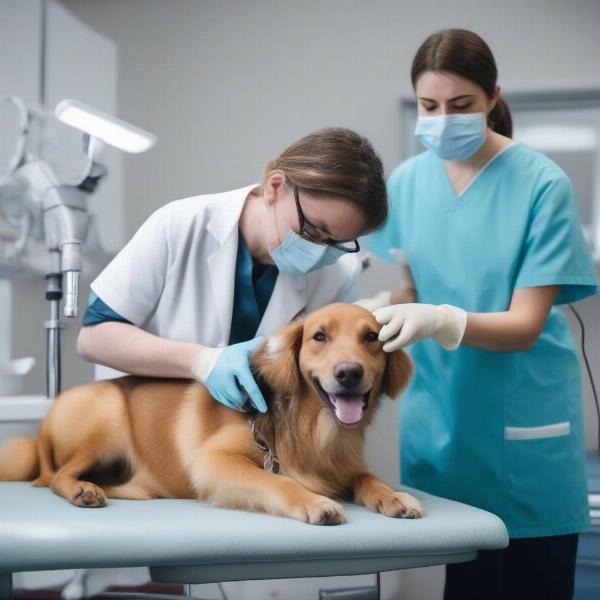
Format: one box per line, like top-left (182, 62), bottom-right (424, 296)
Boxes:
top-left (365, 29), bottom-right (597, 599)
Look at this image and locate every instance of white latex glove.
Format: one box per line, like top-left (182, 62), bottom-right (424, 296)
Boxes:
top-left (354, 290), bottom-right (392, 313)
top-left (373, 303), bottom-right (467, 352)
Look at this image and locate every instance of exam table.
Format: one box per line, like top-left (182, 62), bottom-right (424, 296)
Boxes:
top-left (0, 482), bottom-right (508, 599)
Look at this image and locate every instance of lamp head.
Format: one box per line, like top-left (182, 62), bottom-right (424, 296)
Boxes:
top-left (54, 99), bottom-right (157, 155)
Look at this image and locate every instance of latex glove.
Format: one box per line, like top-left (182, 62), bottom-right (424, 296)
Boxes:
top-left (374, 303), bottom-right (467, 352)
top-left (191, 337), bottom-right (267, 413)
top-left (354, 290), bottom-right (392, 313)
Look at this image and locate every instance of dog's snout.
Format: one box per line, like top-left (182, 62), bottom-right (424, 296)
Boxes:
top-left (334, 362), bottom-right (364, 387)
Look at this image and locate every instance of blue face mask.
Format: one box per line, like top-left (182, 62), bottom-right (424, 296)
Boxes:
top-left (415, 113), bottom-right (486, 160)
top-left (270, 229), bottom-right (345, 274)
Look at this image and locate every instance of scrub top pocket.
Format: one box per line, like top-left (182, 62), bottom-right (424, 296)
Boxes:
top-left (504, 422), bottom-right (589, 538)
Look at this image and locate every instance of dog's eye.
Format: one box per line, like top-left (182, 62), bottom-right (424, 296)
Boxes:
top-left (313, 331), bottom-right (327, 342)
top-left (365, 331), bottom-right (379, 343)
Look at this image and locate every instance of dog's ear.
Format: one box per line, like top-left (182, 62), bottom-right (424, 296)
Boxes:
top-left (382, 349), bottom-right (413, 399)
top-left (251, 319), bottom-right (304, 394)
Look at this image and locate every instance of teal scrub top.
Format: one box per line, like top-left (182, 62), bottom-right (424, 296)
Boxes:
top-left (368, 142), bottom-right (597, 538)
top-left (228, 234), bottom-right (278, 345)
top-left (83, 231), bottom-right (278, 346)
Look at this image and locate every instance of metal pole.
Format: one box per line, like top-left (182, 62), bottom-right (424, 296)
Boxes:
top-left (44, 265), bottom-right (62, 399)
top-left (46, 297), bottom-right (61, 398)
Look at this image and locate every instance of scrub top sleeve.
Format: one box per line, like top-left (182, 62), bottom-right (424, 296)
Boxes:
top-left (365, 163), bottom-right (405, 263)
top-left (82, 292), bottom-right (133, 327)
top-left (514, 175), bottom-right (598, 304)
top-left (90, 206), bottom-right (171, 326)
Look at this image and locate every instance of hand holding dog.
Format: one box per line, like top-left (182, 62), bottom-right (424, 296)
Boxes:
top-left (374, 303), bottom-right (467, 352)
top-left (192, 337), bottom-right (267, 412)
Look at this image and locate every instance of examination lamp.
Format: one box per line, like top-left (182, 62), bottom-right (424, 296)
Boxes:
top-left (55, 99), bottom-right (157, 155)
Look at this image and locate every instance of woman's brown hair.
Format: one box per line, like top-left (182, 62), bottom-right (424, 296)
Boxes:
top-left (263, 127), bottom-right (387, 232)
top-left (411, 29), bottom-right (512, 138)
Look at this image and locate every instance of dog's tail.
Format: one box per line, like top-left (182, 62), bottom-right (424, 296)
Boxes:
top-left (0, 436), bottom-right (39, 481)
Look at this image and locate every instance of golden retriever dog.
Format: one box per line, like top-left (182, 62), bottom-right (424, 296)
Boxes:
top-left (0, 303), bottom-right (423, 524)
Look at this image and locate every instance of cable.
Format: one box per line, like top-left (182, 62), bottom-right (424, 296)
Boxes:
top-left (568, 303), bottom-right (600, 454)
top-left (217, 582), bottom-right (230, 600)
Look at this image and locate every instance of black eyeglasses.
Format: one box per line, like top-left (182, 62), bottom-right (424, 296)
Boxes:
top-left (293, 185), bottom-right (360, 253)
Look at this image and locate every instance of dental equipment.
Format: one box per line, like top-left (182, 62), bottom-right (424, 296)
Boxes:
top-left (0, 96), bottom-right (157, 398)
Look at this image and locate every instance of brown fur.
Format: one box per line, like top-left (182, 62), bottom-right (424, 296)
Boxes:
top-left (0, 303), bottom-right (423, 524)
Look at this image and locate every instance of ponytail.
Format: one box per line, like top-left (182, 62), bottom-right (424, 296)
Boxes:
top-left (489, 95), bottom-right (512, 138)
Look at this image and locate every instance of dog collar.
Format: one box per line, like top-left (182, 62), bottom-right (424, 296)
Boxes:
top-left (248, 417), bottom-right (280, 474)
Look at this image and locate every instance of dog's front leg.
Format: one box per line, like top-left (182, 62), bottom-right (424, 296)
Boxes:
top-left (193, 449), bottom-right (347, 525)
top-left (352, 472), bottom-right (423, 519)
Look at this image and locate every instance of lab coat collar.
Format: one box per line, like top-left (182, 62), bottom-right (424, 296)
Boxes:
top-left (207, 185), bottom-right (255, 345)
top-left (206, 184), bottom-right (307, 344)
top-left (206, 184), bottom-right (258, 245)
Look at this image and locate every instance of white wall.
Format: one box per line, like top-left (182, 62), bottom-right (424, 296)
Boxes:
top-left (59, 0), bottom-right (600, 231)
top-left (32, 1), bottom-right (600, 598)
top-left (0, 0), bottom-right (43, 378)
top-left (0, 0), bottom-right (42, 108)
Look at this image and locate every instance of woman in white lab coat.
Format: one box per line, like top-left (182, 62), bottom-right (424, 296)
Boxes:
top-left (77, 127), bottom-right (388, 412)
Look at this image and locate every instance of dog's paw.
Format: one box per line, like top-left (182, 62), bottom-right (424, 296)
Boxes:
top-left (32, 475), bottom-right (52, 487)
top-left (377, 491), bottom-right (424, 519)
top-left (292, 495), bottom-right (347, 525)
top-left (71, 482), bottom-right (107, 508)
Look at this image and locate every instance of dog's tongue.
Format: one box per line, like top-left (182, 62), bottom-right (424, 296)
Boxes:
top-left (330, 393), bottom-right (363, 424)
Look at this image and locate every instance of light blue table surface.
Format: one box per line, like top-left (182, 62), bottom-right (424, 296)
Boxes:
top-left (0, 482), bottom-right (508, 585)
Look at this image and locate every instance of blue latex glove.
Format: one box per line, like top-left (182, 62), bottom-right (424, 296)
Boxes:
top-left (194, 337), bottom-right (267, 413)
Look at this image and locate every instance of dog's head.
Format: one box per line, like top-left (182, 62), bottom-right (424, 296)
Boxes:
top-left (252, 303), bottom-right (412, 429)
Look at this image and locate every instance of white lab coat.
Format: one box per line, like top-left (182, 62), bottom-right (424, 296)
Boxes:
top-left (91, 184), bottom-right (361, 353)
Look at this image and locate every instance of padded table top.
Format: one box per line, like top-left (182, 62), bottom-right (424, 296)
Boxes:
top-left (0, 482), bottom-right (508, 583)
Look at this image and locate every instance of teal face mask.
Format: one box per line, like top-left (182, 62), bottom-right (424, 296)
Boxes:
top-left (415, 113), bottom-right (486, 160)
top-left (270, 229), bottom-right (345, 274)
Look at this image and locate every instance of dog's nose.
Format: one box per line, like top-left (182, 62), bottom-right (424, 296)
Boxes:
top-left (334, 362), bottom-right (364, 388)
